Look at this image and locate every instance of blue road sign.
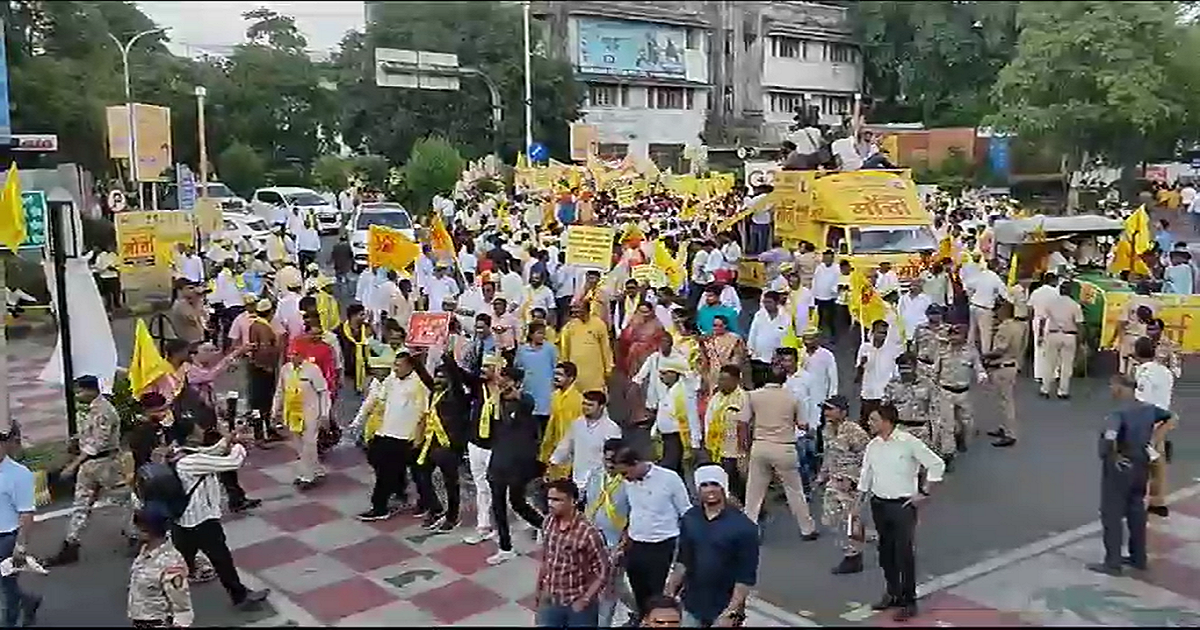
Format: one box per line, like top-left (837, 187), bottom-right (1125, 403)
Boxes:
top-left (527, 142), bottom-right (549, 163)
top-left (988, 135), bottom-right (1010, 181)
top-left (177, 163), bottom-right (197, 211)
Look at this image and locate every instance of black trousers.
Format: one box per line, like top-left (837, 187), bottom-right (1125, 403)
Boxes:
top-left (97, 275), bottom-right (121, 310)
top-left (555, 296), bottom-right (572, 330)
top-left (816, 299), bottom-right (837, 339)
top-left (368, 436), bottom-right (415, 513)
top-left (1101, 462), bottom-right (1149, 569)
top-left (750, 360), bottom-right (773, 389)
top-left (413, 445), bottom-right (463, 522)
top-left (220, 305), bottom-right (244, 351)
top-left (489, 472), bottom-right (544, 552)
top-left (245, 365), bottom-right (277, 440)
top-left (627, 537), bottom-right (677, 618)
top-left (721, 456), bottom-right (746, 504)
top-left (298, 250), bottom-right (318, 270)
top-left (871, 497), bottom-right (918, 605)
top-left (659, 432), bottom-right (684, 476)
top-left (172, 519), bottom-right (249, 604)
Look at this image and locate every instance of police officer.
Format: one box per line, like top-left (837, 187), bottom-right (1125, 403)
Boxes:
top-left (933, 324), bottom-right (986, 468)
top-left (47, 375), bottom-right (124, 566)
top-left (984, 302), bottom-right (1024, 448)
top-left (1090, 374), bottom-right (1172, 576)
top-left (127, 503), bottom-right (194, 628)
top-left (911, 305), bottom-right (946, 387)
top-left (885, 354), bottom-right (936, 453)
top-left (816, 396), bottom-right (871, 575)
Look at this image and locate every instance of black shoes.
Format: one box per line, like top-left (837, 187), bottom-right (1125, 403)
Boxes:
top-left (872, 595), bottom-right (899, 610)
top-left (1087, 562), bottom-right (1123, 576)
top-left (801, 531), bottom-right (821, 542)
top-left (986, 428), bottom-right (1006, 438)
top-left (893, 603), bottom-right (918, 621)
top-left (831, 553), bottom-right (863, 575)
top-left (1149, 505), bottom-right (1169, 517)
top-left (230, 498), bottom-right (263, 513)
top-left (45, 541), bottom-right (80, 567)
top-left (993, 436), bottom-right (1017, 448)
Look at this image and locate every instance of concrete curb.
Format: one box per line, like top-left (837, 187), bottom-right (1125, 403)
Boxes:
top-left (838, 481), bottom-right (1200, 622)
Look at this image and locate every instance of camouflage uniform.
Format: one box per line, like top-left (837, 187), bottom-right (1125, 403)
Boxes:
top-left (934, 341), bottom-right (985, 455)
top-left (819, 420), bottom-right (871, 554)
top-left (66, 395), bottom-right (125, 543)
top-left (1155, 337), bottom-right (1182, 379)
top-left (127, 540), bottom-right (194, 627)
top-left (912, 322), bottom-right (946, 387)
top-left (885, 379), bottom-right (935, 452)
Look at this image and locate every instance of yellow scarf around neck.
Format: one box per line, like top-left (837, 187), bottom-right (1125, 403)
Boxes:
top-left (341, 321), bottom-right (369, 391)
top-left (361, 378), bottom-right (387, 442)
top-left (478, 387), bottom-right (499, 439)
top-left (586, 473), bottom-right (627, 531)
top-left (705, 388), bottom-right (742, 461)
top-left (670, 382), bottom-right (691, 450)
top-left (541, 386), bottom-right (583, 479)
top-left (283, 362), bottom-right (309, 433)
top-left (417, 390), bottom-right (450, 464)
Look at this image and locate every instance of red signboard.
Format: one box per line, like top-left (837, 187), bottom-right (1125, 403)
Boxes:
top-left (406, 312), bottom-right (450, 347)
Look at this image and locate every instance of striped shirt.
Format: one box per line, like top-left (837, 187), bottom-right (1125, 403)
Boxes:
top-left (175, 442), bottom-right (248, 528)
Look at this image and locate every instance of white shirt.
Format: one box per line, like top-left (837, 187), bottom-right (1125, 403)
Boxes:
top-left (831, 136), bottom-right (863, 171)
top-left (787, 286), bottom-right (814, 333)
top-left (857, 429), bottom-right (946, 499)
top-left (857, 341), bottom-right (900, 400)
top-left (554, 264), bottom-right (580, 299)
top-left (181, 255), bottom-right (204, 283)
top-left (721, 242), bottom-right (742, 270)
top-left (812, 264), bottom-right (840, 301)
top-left (875, 270), bottom-right (900, 297)
top-left (296, 224), bottom-right (321, 252)
top-left (175, 442), bottom-right (248, 528)
top-left (273, 292), bottom-right (305, 338)
top-left (967, 269), bottom-right (1008, 309)
top-left (521, 285), bottom-right (557, 317)
top-left (367, 373), bottom-right (429, 441)
top-left (633, 349), bottom-right (691, 409)
top-left (1182, 186), bottom-right (1197, 209)
top-left (803, 345), bottom-right (839, 403)
top-left (784, 371), bottom-right (820, 432)
top-left (425, 276), bottom-right (460, 312)
top-left (550, 413), bottom-right (623, 490)
top-left (458, 250), bottom-right (479, 275)
top-left (1029, 283), bottom-right (1059, 320)
top-left (654, 380), bottom-right (701, 447)
top-left (625, 464), bottom-right (692, 543)
top-left (355, 271), bottom-right (376, 307)
top-left (1135, 361), bottom-right (1175, 411)
top-left (703, 248), bottom-right (727, 275)
top-left (211, 270), bottom-right (242, 307)
top-left (747, 308), bottom-right (790, 362)
top-left (719, 285), bottom-right (741, 313)
top-left (501, 271), bottom-right (525, 306)
top-left (748, 193), bottom-right (773, 225)
top-left (691, 250), bottom-right (713, 284)
top-left (898, 293), bottom-right (932, 340)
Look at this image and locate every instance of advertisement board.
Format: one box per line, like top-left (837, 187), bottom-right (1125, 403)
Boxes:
top-left (577, 17), bottom-right (687, 78)
top-left (106, 104), bottom-right (174, 182)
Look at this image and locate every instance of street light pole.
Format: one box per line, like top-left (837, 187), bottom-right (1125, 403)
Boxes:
top-left (522, 1), bottom-right (534, 158)
top-left (195, 86), bottom-right (208, 198)
top-left (107, 27), bottom-right (167, 210)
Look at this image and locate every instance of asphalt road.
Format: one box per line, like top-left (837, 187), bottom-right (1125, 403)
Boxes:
top-left (38, 234), bottom-right (1200, 625)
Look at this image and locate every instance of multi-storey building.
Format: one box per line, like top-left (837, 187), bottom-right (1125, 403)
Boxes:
top-left (533, 0), bottom-right (861, 168)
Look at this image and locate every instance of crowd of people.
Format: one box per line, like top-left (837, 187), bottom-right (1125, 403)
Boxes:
top-left (4, 150), bottom-right (1183, 628)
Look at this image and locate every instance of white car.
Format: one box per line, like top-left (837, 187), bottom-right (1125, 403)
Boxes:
top-left (349, 202), bottom-right (415, 272)
top-left (203, 182), bottom-right (251, 213)
top-left (250, 186), bottom-right (342, 235)
top-left (218, 212), bottom-right (272, 249)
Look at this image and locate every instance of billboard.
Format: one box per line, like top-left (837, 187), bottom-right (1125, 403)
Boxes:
top-left (577, 17), bottom-right (687, 78)
top-left (106, 104), bottom-right (174, 182)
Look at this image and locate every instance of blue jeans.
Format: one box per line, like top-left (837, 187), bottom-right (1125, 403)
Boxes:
top-left (0, 532), bottom-right (31, 628)
top-left (536, 600), bottom-right (599, 627)
top-left (748, 222), bottom-right (771, 255)
top-left (796, 435), bottom-right (818, 499)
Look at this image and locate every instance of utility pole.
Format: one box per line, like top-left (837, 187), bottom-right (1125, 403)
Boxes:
top-left (107, 27), bottom-right (168, 210)
top-left (522, 1), bottom-right (534, 157)
top-left (196, 86), bottom-right (208, 197)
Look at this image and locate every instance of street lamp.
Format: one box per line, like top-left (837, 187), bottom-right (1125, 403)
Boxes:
top-left (195, 86), bottom-right (208, 198)
top-left (107, 27), bottom-right (169, 209)
top-left (522, 1), bottom-right (534, 158)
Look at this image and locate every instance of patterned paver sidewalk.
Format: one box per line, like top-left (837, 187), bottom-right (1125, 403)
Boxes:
top-left (226, 443), bottom-right (808, 627)
top-left (851, 491), bottom-right (1200, 627)
top-left (8, 340), bottom-right (67, 446)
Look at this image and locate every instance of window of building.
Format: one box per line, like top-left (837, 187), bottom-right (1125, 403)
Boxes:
top-left (770, 92), bottom-right (807, 114)
top-left (724, 28), bottom-right (733, 56)
top-left (686, 28), bottom-right (699, 50)
top-left (827, 43), bottom-right (854, 64)
top-left (597, 143), bottom-right (629, 160)
top-left (649, 87), bottom-right (689, 110)
top-left (774, 36), bottom-right (804, 59)
top-left (648, 143), bottom-right (686, 173)
top-left (587, 84), bottom-right (628, 108)
top-left (823, 94), bottom-right (852, 116)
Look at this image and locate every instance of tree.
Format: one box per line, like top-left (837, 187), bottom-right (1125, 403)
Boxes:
top-left (216, 142), bottom-right (266, 197)
top-left (332, 2), bottom-right (583, 163)
top-left (852, 1), bottom-right (1019, 126)
top-left (986, 2), bottom-right (1195, 176)
top-left (403, 136), bottom-right (463, 215)
top-left (351, 155), bottom-right (391, 191)
top-left (311, 155), bottom-right (351, 192)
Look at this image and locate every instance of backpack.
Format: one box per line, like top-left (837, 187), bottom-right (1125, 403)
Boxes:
top-left (135, 461), bottom-right (206, 520)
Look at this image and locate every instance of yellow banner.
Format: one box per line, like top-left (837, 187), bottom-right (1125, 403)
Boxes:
top-left (367, 225), bottom-right (420, 272)
top-left (1101, 292), bottom-right (1200, 352)
top-left (115, 211), bottom-right (196, 292)
top-left (813, 170), bottom-right (926, 225)
top-left (615, 186), bottom-right (636, 208)
top-left (565, 225), bottom-right (614, 270)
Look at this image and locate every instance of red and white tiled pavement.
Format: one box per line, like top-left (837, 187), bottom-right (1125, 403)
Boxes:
top-left (7, 341), bottom-right (69, 447)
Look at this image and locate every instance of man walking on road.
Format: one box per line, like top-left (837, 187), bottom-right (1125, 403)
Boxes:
top-left (984, 303), bottom-right (1024, 448)
top-left (1091, 374), bottom-right (1172, 575)
top-left (858, 403), bottom-right (945, 622)
top-left (534, 478), bottom-right (611, 627)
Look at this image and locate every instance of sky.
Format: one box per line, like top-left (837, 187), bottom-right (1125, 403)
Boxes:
top-left (136, 1), bottom-right (366, 59)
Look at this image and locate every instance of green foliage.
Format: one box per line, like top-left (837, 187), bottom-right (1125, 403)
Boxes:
top-left (351, 155), bottom-right (391, 191)
top-left (986, 2), bottom-right (1195, 167)
top-left (217, 142), bottom-right (267, 197)
top-left (912, 147), bottom-right (975, 196)
top-left (403, 136), bottom-right (464, 214)
top-left (332, 2), bottom-right (583, 163)
top-left (853, 1), bottom-right (1019, 125)
top-left (311, 155), bottom-right (352, 192)
top-left (109, 370), bottom-right (143, 437)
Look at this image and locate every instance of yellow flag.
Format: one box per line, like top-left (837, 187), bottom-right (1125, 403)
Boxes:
top-left (429, 214), bottom-right (455, 255)
top-left (1124, 205), bottom-right (1152, 255)
top-left (129, 319), bottom-right (173, 397)
top-left (1007, 252), bottom-right (1019, 287)
top-left (848, 269), bottom-right (886, 326)
top-left (653, 240), bottom-right (684, 289)
top-left (0, 164), bottom-right (26, 252)
top-left (367, 225), bottom-right (421, 272)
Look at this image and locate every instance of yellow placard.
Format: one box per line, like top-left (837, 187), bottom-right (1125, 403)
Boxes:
top-left (115, 210), bottom-right (196, 292)
top-left (1100, 292), bottom-right (1200, 352)
top-left (616, 186), bottom-right (636, 208)
top-left (195, 197), bottom-right (222, 237)
top-left (565, 225), bottom-right (615, 270)
top-left (812, 170), bottom-right (927, 225)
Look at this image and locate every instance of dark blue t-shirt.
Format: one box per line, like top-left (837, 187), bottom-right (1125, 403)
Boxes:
top-left (677, 505), bottom-right (760, 624)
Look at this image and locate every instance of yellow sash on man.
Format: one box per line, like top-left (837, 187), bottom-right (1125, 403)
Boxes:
top-left (283, 362), bottom-right (309, 433)
top-left (671, 383), bottom-right (692, 450)
top-left (317, 291), bottom-right (340, 332)
top-left (705, 388), bottom-right (742, 461)
top-left (341, 321), bottom-right (370, 391)
top-left (541, 386), bottom-right (582, 479)
top-left (478, 389), bottom-right (499, 439)
top-left (586, 473), bottom-right (627, 531)
top-left (362, 379), bottom-right (388, 442)
top-left (418, 391), bottom-right (449, 464)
